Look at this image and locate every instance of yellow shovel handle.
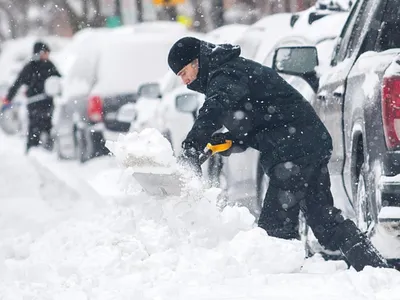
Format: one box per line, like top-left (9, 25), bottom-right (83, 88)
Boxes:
top-left (206, 140), bottom-right (233, 155)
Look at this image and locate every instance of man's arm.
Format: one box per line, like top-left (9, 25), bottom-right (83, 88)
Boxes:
top-left (182, 71), bottom-right (250, 152)
top-left (48, 61), bottom-right (61, 77)
top-left (6, 63), bottom-right (31, 101)
top-left (183, 94), bottom-right (224, 151)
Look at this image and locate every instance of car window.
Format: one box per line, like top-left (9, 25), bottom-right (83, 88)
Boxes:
top-left (361, 1), bottom-right (386, 52)
top-left (344, 0), bottom-right (376, 59)
top-left (331, 0), bottom-right (364, 65)
top-left (375, 0), bottom-right (400, 51)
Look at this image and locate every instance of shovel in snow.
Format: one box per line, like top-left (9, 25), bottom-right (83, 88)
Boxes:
top-left (132, 139), bottom-right (233, 197)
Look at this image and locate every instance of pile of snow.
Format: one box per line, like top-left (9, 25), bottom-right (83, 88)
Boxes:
top-left (2, 130), bottom-right (400, 299)
top-left (106, 128), bottom-right (177, 171)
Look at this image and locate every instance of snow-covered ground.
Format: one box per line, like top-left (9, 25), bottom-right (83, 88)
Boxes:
top-left (1, 129), bottom-right (400, 300)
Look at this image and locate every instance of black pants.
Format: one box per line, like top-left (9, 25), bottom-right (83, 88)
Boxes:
top-left (258, 156), bottom-right (344, 250)
top-left (26, 106), bottom-right (53, 152)
top-left (257, 155), bottom-right (389, 271)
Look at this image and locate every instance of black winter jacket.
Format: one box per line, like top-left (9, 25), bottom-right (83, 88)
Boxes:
top-left (183, 41), bottom-right (332, 170)
top-left (7, 58), bottom-right (61, 109)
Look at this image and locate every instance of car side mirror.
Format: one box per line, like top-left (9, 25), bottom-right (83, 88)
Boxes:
top-left (44, 76), bottom-right (62, 97)
top-left (175, 93), bottom-right (199, 119)
top-left (273, 46), bottom-right (319, 92)
top-left (138, 82), bottom-right (161, 99)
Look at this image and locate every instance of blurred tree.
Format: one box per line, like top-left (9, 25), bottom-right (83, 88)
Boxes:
top-left (190, 0), bottom-right (207, 32)
top-left (0, 1), bottom-right (15, 40)
top-left (56, 0), bottom-right (106, 33)
top-left (210, 0), bottom-right (224, 28)
top-left (136, 0), bottom-right (144, 22)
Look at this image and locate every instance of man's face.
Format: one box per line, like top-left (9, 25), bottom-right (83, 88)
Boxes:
top-left (177, 59), bottom-right (199, 85)
top-left (40, 51), bottom-right (50, 60)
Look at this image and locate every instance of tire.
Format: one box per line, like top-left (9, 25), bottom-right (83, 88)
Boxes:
top-left (354, 164), bottom-right (377, 236)
top-left (55, 134), bottom-right (72, 160)
top-left (75, 128), bottom-right (88, 163)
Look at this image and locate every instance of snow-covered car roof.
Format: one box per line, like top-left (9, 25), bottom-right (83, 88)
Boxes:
top-left (51, 28), bottom-right (112, 76)
top-left (264, 12), bottom-right (349, 69)
top-left (91, 33), bottom-right (185, 96)
top-left (292, 11), bottom-right (349, 43)
top-left (236, 13), bottom-right (293, 59)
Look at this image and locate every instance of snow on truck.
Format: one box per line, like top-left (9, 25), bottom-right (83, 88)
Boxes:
top-left (272, 0), bottom-right (400, 264)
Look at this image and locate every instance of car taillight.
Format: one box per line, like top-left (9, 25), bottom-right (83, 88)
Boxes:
top-left (382, 77), bottom-right (400, 150)
top-left (88, 95), bottom-right (103, 122)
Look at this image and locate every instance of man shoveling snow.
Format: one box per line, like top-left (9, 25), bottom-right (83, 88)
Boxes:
top-left (165, 36), bottom-right (390, 272)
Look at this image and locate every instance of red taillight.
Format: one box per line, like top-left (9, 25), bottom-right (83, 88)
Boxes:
top-left (382, 77), bottom-right (400, 149)
top-left (88, 95), bottom-right (103, 122)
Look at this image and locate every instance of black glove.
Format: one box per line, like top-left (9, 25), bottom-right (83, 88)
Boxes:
top-left (177, 147), bottom-right (202, 176)
top-left (209, 132), bottom-right (247, 157)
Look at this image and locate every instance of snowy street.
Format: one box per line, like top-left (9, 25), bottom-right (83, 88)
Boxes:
top-left (2, 0), bottom-right (400, 298)
top-left (1, 130), bottom-right (400, 300)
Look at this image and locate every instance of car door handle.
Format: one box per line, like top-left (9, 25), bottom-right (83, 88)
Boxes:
top-left (333, 86), bottom-right (344, 99)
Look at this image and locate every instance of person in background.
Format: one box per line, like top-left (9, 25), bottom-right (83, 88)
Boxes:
top-left (2, 41), bottom-right (61, 153)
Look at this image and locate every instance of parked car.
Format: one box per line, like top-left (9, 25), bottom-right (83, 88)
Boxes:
top-left (273, 0), bottom-right (400, 262)
top-left (54, 31), bottom-right (185, 162)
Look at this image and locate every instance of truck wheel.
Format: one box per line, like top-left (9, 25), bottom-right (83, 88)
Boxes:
top-left (355, 165), bottom-right (375, 235)
top-left (75, 128), bottom-right (88, 163)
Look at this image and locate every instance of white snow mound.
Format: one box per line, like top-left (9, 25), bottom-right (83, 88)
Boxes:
top-left (2, 130), bottom-right (400, 299)
top-left (106, 128), bottom-right (176, 171)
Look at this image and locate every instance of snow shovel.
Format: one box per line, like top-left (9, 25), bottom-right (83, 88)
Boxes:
top-left (132, 139), bottom-right (233, 197)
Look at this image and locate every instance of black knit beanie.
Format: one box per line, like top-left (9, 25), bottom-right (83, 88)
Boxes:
top-left (168, 37), bottom-right (201, 74)
top-left (33, 42), bottom-right (50, 54)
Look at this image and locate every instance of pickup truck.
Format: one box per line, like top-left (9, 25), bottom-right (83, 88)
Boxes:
top-left (273, 0), bottom-right (400, 261)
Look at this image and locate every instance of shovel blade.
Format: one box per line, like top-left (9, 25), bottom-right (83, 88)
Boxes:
top-left (132, 172), bottom-right (183, 197)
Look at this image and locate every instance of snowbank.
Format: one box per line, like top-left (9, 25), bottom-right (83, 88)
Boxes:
top-left (2, 130), bottom-right (400, 299)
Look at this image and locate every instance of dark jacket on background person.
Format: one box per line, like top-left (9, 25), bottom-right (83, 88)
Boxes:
top-left (182, 41), bottom-right (332, 171)
top-left (7, 57), bottom-right (61, 110)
